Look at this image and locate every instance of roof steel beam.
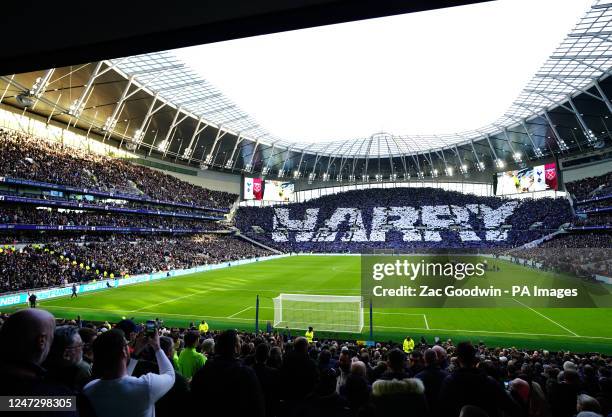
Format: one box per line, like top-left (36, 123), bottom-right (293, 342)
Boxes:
top-left (593, 79), bottom-right (612, 114)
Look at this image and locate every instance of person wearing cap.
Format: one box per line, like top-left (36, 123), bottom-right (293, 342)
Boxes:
top-left (116, 319), bottom-right (138, 343)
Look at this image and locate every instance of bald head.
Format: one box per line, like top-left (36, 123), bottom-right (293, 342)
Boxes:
top-left (351, 360), bottom-right (367, 377)
top-left (0, 309), bottom-right (56, 365)
top-left (432, 344), bottom-right (447, 361)
top-left (510, 378), bottom-right (530, 402)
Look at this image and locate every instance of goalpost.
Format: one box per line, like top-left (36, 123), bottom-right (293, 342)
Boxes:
top-left (273, 293), bottom-right (364, 333)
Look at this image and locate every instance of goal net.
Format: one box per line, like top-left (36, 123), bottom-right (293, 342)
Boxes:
top-left (273, 293), bottom-right (364, 333)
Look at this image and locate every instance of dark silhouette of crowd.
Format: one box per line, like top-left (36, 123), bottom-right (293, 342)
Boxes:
top-left (0, 234), bottom-right (271, 292)
top-left (237, 187), bottom-right (574, 253)
top-left (0, 128), bottom-right (237, 209)
top-left (0, 310), bottom-right (610, 417)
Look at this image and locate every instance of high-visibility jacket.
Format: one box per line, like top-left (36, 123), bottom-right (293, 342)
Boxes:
top-left (403, 338), bottom-right (415, 353)
top-left (198, 322), bottom-right (209, 333)
top-left (305, 330), bottom-right (314, 343)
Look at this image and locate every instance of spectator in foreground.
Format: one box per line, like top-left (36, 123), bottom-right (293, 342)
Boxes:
top-left (281, 336), bottom-right (319, 412)
top-left (548, 369), bottom-right (582, 417)
top-left (83, 329), bottom-right (175, 417)
top-left (177, 330), bottom-right (206, 380)
top-left (381, 348), bottom-right (409, 380)
top-left (191, 329), bottom-right (265, 417)
top-left (155, 336), bottom-right (190, 417)
top-left (0, 309), bottom-right (79, 416)
top-left (252, 342), bottom-right (280, 417)
top-left (369, 376), bottom-right (429, 416)
top-left (460, 405), bottom-right (491, 417)
top-left (438, 341), bottom-right (520, 417)
top-left (78, 327), bottom-right (97, 366)
top-left (342, 360), bottom-right (371, 412)
top-left (415, 348), bottom-right (449, 413)
top-left (577, 394), bottom-right (603, 416)
top-left (43, 325), bottom-right (91, 390)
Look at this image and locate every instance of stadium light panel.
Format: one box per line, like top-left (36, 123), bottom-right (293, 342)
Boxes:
top-left (157, 139), bottom-right (169, 153)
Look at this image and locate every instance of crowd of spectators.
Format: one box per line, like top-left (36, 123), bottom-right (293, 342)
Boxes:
top-left (0, 128), bottom-right (237, 209)
top-left (0, 310), bottom-right (610, 417)
top-left (0, 189), bottom-right (223, 217)
top-left (572, 214), bottom-right (612, 228)
top-left (508, 232), bottom-right (612, 278)
top-left (237, 187), bottom-right (574, 252)
top-left (0, 234), bottom-right (271, 293)
top-left (566, 173), bottom-right (612, 202)
top-left (0, 205), bottom-right (222, 230)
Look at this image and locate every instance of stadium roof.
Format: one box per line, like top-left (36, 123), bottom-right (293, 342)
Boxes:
top-left (1, 1), bottom-right (611, 182)
top-left (108, 0), bottom-right (612, 157)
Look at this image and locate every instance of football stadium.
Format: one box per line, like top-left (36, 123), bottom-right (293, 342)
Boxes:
top-left (0, 1), bottom-right (611, 416)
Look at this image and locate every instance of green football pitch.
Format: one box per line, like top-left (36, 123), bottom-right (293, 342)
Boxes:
top-left (7, 256), bottom-right (612, 353)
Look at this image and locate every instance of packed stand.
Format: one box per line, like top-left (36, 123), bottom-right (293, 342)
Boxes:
top-left (0, 205), bottom-right (222, 230)
top-left (0, 128), bottom-right (237, 209)
top-left (508, 231), bottom-right (612, 278)
top-left (566, 172), bottom-right (612, 202)
top-left (0, 310), bottom-right (610, 417)
top-left (0, 188), bottom-right (224, 217)
top-left (236, 187), bottom-right (574, 252)
top-left (572, 214), bottom-right (612, 228)
top-left (567, 173), bottom-right (612, 218)
top-left (0, 234), bottom-right (271, 293)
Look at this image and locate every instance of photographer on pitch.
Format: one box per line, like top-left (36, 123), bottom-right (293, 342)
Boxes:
top-left (83, 325), bottom-right (175, 417)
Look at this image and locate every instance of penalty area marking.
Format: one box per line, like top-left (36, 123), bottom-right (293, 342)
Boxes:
top-left (228, 305), bottom-right (254, 318)
top-left (131, 288), bottom-right (210, 313)
top-left (510, 298), bottom-right (579, 337)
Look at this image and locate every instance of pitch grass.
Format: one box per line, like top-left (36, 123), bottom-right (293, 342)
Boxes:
top-left (6, 256), bottom-right (612, 353)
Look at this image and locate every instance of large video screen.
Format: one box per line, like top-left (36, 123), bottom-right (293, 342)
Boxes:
top-left (263, 180), bottom-right (295, 202)
top-left (496, 163), bottom-right (558, 195)
top-left (243, 177), bottom-right (264, 200)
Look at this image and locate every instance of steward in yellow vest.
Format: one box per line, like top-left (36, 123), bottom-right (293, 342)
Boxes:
top-left (403, 336), bottom-right (415, 353)
top-left (305, 326), bottom-right (314, 343)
